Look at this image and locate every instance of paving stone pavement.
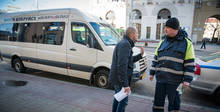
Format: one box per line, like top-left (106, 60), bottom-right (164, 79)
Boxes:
top-left (0, 71), bottom-right (219, 112)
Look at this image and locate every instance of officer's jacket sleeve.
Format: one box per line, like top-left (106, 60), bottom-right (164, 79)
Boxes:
top-left (150, 40), bottom-right (163, 76)
top-left (117, 43), bottom-right (130, 87)
top-left (133, 53), bottom-right (142, 63)
top-left (183, 39), bottom-right (195, 83)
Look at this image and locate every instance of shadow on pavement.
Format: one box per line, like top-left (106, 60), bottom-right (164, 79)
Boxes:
top-left (25, 68), bottom-right (90, 86)
top-left (1, 80), bottom-right (28, 87)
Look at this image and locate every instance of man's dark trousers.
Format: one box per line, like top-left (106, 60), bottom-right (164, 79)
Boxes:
top-left (153, 82), bottom-right (181, 112)
top-left (201, 42), bottom-right (206, 49)
top-left (112, 85), bottom-right (128, 112)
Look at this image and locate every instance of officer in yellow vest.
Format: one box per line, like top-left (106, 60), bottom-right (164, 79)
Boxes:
top-left (149, 17), bottom-right (195, 112)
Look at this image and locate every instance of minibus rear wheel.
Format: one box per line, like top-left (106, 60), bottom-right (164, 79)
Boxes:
top-left (95, 69), bottom-right (109, 89)
top-left (12, 58), bottom-right (26, 73)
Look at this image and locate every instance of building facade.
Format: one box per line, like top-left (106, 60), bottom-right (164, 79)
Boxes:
top-left (126, 0), bottom-right (195, 40)
top-left (192, 0), bottom-right (220, 42)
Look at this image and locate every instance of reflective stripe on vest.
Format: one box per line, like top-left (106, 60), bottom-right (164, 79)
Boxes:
top-left (153, 106), bottom-right (164, 110)
top-left (184, 62), bottom-right (194, 67)
top-left (151, 67), bottom-right (194, 77)
top-left (158, 56), bottom-right (184, 64)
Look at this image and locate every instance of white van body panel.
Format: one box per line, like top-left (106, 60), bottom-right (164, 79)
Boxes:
top-left (37, 44), bottom-right (68, 75)
top-left (93, 61), bottom-right (111, 70)
top-left (15, 42), bottom-right (37, 69)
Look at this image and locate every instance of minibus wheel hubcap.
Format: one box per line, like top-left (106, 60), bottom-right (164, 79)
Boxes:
top-left (15, 63), bottom-right (20, 72)
top-left (99, 76), bottom-right (107, 86)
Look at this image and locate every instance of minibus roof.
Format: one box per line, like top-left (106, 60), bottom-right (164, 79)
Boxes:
top-left (0, 8), bottom-right (108, 24)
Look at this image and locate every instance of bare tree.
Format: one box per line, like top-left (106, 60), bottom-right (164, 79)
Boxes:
top-left (210, 19), bottom-right (220, 42)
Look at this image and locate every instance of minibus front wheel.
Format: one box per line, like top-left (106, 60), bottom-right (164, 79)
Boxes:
top-left (12, 58), bottom-right (26, 73)
top-left (95, 69), bottom-right (109, 89)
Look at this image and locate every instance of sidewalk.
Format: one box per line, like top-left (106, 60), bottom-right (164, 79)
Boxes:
top-left (0, 71), bottom-right (219, 112)
top-left (194, 43), bottom-right (220, 53)
top-left (145, 42), bottom-right (220, 53)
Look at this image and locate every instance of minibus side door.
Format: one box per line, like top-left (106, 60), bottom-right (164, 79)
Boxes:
top-left (36, 22), bottom-right (67, 75)
top-left (67, 22), bottom-right (97, 79)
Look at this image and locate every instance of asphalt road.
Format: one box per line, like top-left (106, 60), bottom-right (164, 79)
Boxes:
top-left (0, 47), bottom-right (220, 111)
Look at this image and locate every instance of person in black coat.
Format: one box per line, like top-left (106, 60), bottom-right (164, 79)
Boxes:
top-left (109, 27), bottom-right (144, 112)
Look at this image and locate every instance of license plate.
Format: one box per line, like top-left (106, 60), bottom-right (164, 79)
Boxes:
top-left (141, 73), bottom-right (147, 79)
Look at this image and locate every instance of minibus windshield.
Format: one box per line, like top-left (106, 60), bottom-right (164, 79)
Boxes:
top-left (90, 22), bottom-right (121, 45)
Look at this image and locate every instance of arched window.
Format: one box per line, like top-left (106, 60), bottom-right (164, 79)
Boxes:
top-left (157, 9), bottom-right (171, 19)
top-left (132, 9), bottom-right (142, 19)
top-left (105, 10), bottom-right (115, 20)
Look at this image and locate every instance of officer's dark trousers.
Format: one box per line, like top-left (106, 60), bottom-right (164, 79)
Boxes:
top-left (153, 82), bottom-right (181, 112)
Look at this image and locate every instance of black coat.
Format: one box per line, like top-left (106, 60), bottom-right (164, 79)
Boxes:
top-left (109, 36), bottom-right (142, 87)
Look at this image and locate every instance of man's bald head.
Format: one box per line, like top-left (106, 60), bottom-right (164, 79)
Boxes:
top-left (126, 27), bottom-right (137, 36)
top-left (125, 27), bottom-right (138, 42)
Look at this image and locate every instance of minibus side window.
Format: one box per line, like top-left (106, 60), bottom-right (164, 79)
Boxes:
top-left (71, 22), bottom-right (95, 47)
top-left (93, 37), bottom-right (103, 50)
top-left (38, 22), bottom-right (65, 45)
top-left (17, 23), bottom-right (37, 43)
top-left (0, 23), bottom-right (18, 41)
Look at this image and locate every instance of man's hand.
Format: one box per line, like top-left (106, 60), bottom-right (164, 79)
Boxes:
top-left (182, 82), bottom-right (190, 89)
top-left (149, 75), bottom-right (154, 81)
top-left (124, 87), bottom-right (131, 95)
top-left (139, 47), bottom-right (144, 56)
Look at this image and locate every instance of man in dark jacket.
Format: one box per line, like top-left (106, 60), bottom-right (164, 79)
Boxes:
top-left (109, 27), bottom-right (144, 112)
top-left (149, 18), bottom-right (195, 112)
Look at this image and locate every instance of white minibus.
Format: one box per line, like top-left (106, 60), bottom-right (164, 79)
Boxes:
top-left (0, 8), bottom-right (147, 88)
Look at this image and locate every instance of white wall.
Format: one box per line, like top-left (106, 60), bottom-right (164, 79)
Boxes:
top-left (175, 1), bottom-right (195, 39)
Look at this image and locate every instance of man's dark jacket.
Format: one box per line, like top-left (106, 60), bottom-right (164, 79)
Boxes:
top-left (109, 35), bottom-right (142, 87)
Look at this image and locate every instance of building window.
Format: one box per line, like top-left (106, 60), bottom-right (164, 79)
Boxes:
top-left (133, 23), bottom-right (141, 39)
top-left (106, 10), bottom-right (115, 20)
top-left (112, 0), bottom-right (123, 2)
top-left (157, 9), bottom-right (171, 19)
top-left (156, 23), bottom-right (161, 40)
top-left (147, 0), bottom-right (153, 5)
top-left (132, 9), bottom-right (142, 19)
top-left (217, 0), bottom-right (220, 8)
top-left (106, 10), bottom-right (116, 26)
top-left (146, 27), bottom-right (151, 39)
top-left (162, 23), bottom-right (165, 38)
top-left (178, 0), bottom-right (185, 4)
